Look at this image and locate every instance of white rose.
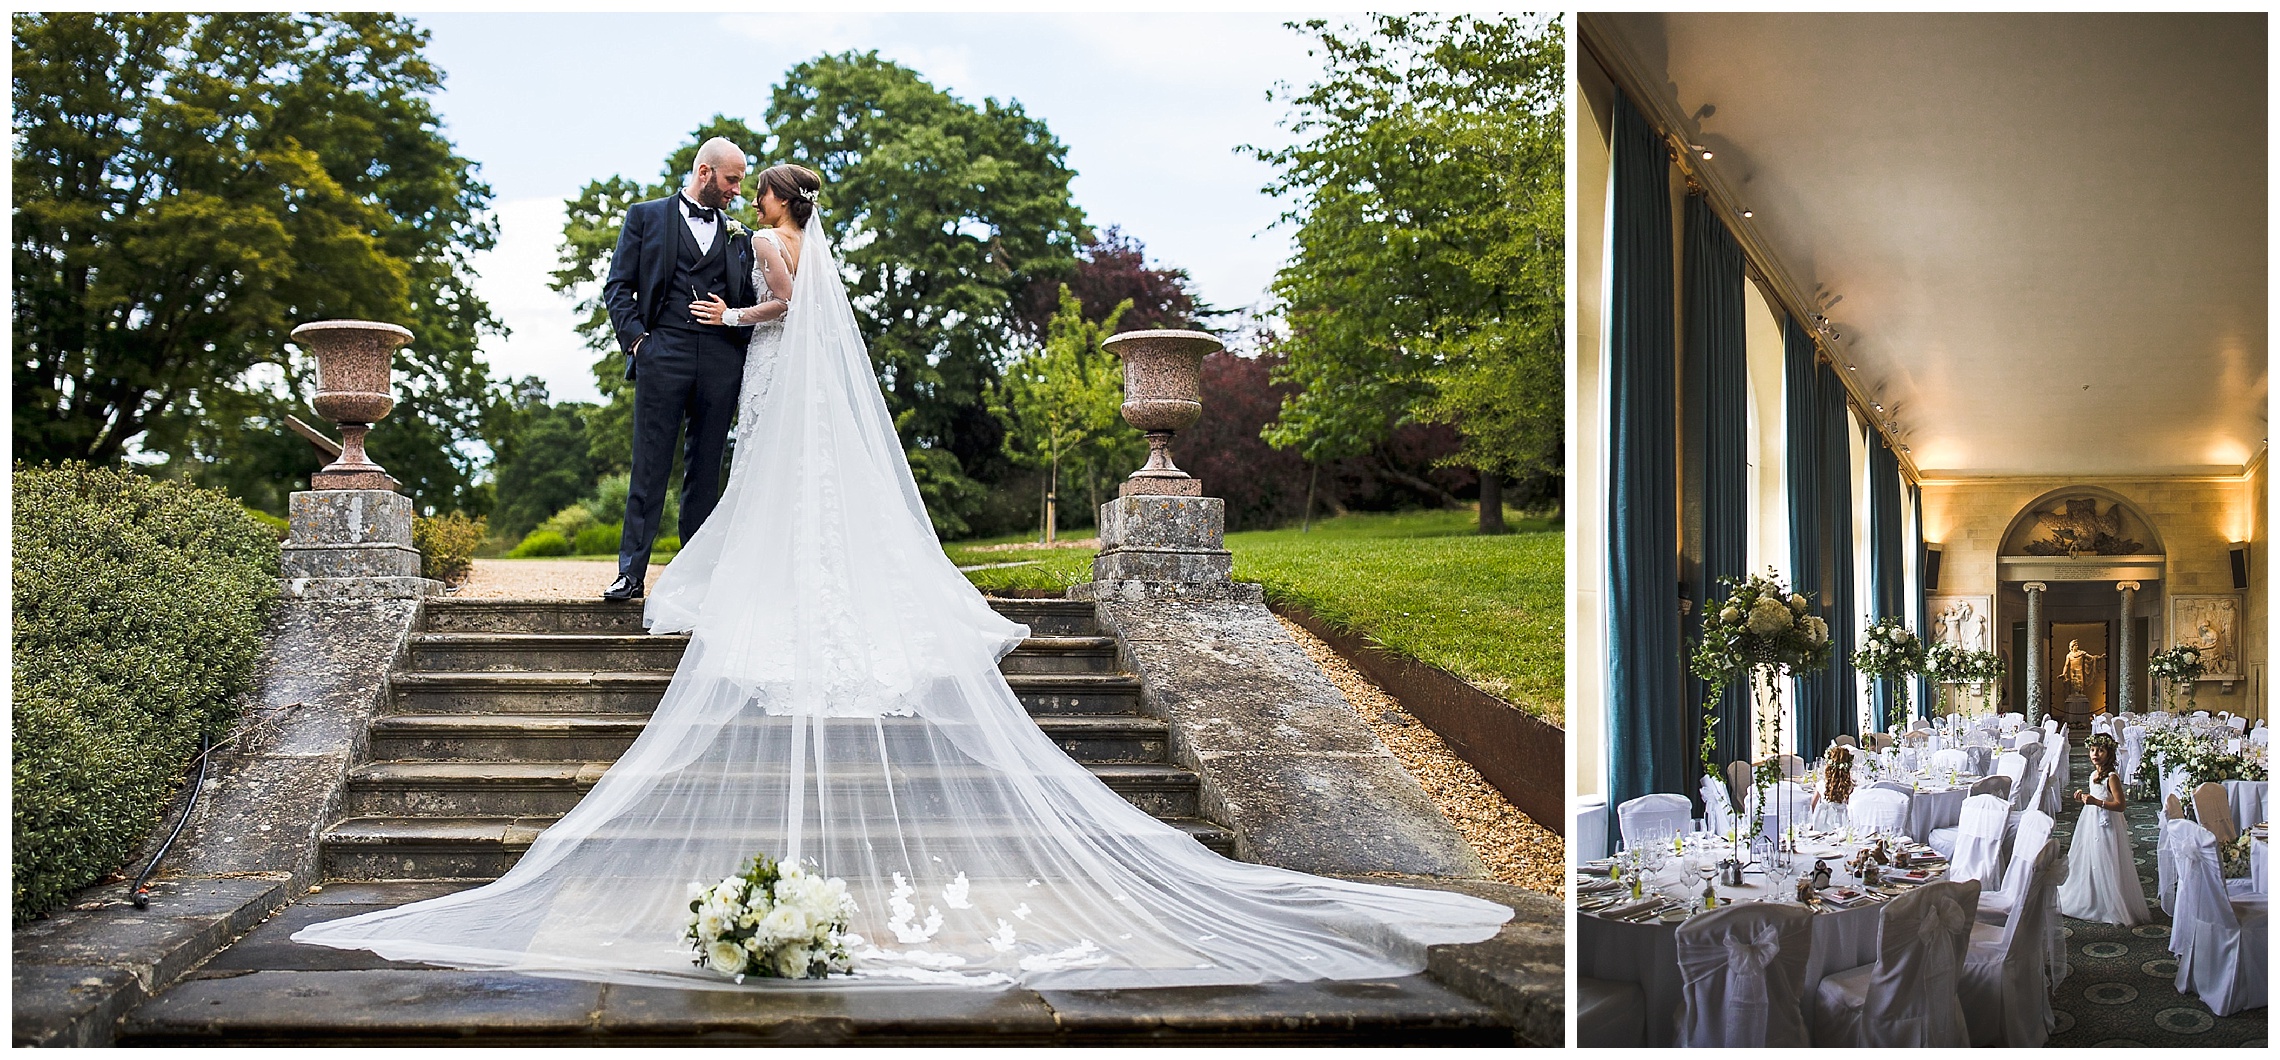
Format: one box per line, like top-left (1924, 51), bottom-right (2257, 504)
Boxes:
top-left (1720, 606), bottom-right (1741, 625)
top-left (706, 939), bottom-right (748, 975)
top-left (1790, 594), bottom-right (1807, 612)
top-left (758, 904), bottom-right (812, 945)
top-left (774, 946), bottom-right (814, 978)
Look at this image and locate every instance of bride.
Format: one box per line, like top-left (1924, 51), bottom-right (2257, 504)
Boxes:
top-left (2055, 732), bottom-right (2150, 925)
top-left (294, 164), bottom-right (1512, 987)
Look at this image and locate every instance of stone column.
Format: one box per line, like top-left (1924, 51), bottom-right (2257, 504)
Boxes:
top-left (2116, 581), bottom-right (2140, 715)
top-left (2023, 582), bottom-right (2047, 722)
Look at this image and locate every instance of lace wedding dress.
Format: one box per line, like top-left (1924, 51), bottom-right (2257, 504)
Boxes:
top-left (294, 215), bottom-right (1512, 988)
top-left (2054, 769), bottom-right (2151, 925)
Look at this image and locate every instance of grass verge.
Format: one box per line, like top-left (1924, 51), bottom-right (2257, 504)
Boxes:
top-left (944, 507), bottom-right (1565, 724)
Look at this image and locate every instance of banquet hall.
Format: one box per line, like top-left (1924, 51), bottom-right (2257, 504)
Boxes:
top-left (1570, 13), bottom-right (2267, 1047)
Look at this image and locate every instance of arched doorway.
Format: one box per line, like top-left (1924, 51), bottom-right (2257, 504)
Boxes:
top-left (1993, 488), bottom-right (2166, 725)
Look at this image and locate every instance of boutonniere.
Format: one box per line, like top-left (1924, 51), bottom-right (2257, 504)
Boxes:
top-left (724, 219), bottom-right (749, 240)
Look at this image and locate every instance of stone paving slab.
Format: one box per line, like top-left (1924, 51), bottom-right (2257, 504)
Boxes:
top-left (595, 981), bottom-right (1062, 1044)
top-left (12, 966), bottom-right (147, 1048)
top-left (196, 903), bottom-right (444, 973)
top-left (123, 970), bottom-right (608, 1044)
top-left (1038, 977), bottom-right (1510, 1045)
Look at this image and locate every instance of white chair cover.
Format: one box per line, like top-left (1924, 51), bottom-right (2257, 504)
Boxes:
top-left (2166, 818), bottom-right (2269, 1016)
top-left (1960, 837), bottom-right (2064, 1046)
top-left (1809, 879), bottom-right (1979, 1047)
top-left (1995, 752), bottom-right (2033, 812)
top-left (1576, 976), bottom-right (1647, 1047)
top-left (1673, 902), bottom-right (1816, 1047)
top-left (2089, 716), bottom-right (2111, 737)
top-left (2253, 727), bottom-right (2271, 747)
top-left (2037, 733), bottom-right (2070, 817)
top-left (2226, 714), bottom-right (2249, 733)
top-left (1849, 787), bottom-right (1912, 837)
top-left (1976, 809), bottom-right (2056, 925)
top-left (1576, 794), bottom-right (1609, 863)
top-left (1617, 793), bottom-right (1693, 847)
top-left (2013, 743), bottom-right (2048, 810)
top-left (2157, 794), bottom-right (2188, 915)
top-left (1698, 774), bottom-right (1738, 837)
top-left (2043, 717), bottom-right (2061, 735)
top-left (1945, 795), bottom-right (2011, 887)
top-left (2013, 730), bottom-right (2043, 752)
top-left (2120, 725), bottom-right (2147, 786)
top-left (1929, 748), bottom-right (1972, 775)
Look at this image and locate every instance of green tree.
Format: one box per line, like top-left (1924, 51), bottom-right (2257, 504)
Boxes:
top-left (988, 286), bottom-right (1138, 541)
top-left (11, 13), bottom-right (505, 514)
top-left (1252, 14), bottom-right (1564, 534)
top-left (488, 378), bottom-right (600, 540)
top-left (768, 52), bottom-right (1087, 528)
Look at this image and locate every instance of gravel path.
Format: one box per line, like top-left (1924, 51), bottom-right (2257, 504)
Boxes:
top-left (1276, 614), bottom-right (1566, 896)
top-left (456, 558), bottom-right (666, 599)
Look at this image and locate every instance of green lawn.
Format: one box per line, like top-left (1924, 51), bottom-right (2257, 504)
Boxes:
top-left (944, 507), bottom-right (1566, 724)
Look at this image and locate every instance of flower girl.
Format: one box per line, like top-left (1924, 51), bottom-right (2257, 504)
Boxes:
top-left (2055, 733), bottom-right (2151, 925)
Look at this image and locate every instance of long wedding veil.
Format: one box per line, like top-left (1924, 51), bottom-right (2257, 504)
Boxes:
top-left (294, 213), bottom-right (1512, 988)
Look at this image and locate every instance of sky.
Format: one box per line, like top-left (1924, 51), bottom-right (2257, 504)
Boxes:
top-left (415, 12), bottom-right (1333, 404)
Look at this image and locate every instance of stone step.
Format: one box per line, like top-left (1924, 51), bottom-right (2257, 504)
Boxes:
top-left (390, 671), bottom-right (1147, 717)
top-left (408, 633), bottom-right (688, 673)
top-left (420, 596), bottom-right (1101, 638)
top-left (366, 712), bottom-right (1171, 765)
top-left (119, 964), bottom-right (1510, 1045)
top-left (342, 757), bottom-right (1200, 820)
top-left (403, 633), bottom-right (1118, 676)
top-left (320, 810), bottom-right (1236, 879)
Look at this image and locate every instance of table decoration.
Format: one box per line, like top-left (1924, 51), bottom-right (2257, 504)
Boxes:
top-left (1689, 570), bottom-right (1833, 862)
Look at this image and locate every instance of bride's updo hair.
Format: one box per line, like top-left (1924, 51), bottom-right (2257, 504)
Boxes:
top-left (756, 163), bottom-right (822, 225)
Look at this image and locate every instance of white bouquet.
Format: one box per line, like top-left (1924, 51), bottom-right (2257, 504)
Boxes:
top-left (1852, 617), bottom-right (1925, 681)
top-left (683, 854), bottom-right (858, 981)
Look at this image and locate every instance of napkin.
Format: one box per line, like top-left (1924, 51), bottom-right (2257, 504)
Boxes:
top-left (1598, 898), bottom-right (1664, 920)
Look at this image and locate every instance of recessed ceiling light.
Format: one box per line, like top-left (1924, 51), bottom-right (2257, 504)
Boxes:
top-left (1740, 209), bottom-right (1754, 218)
top-left (1872, 403), bottom-right (1884, 412)
top-left (1701, 149), bottom-right (1714, 160)
top-left (1846, 363), bottom-right (1857, 371)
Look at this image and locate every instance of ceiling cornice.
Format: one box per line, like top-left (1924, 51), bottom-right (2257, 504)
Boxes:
top-left (1579, 12), bottom-right (1925, 485)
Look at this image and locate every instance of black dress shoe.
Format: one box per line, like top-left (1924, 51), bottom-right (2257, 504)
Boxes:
top-left (601, 574), bottom-right (644, 600)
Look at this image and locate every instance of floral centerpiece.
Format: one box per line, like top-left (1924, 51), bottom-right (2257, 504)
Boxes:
top-left (1689, 570), bottom-right (1834, 847)
top-left (2148, 644), bottom-right (2206, 711)
top-left (1924, 643), bottom-right (2006, 716)
top-left (683, 853), bottom-right (858, 982)
top-left (1852, 617), bottom-right (1925, 728)
top-left (2141, 728), bottom-right (2267, 791)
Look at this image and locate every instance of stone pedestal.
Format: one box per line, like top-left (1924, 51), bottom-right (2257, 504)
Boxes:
top-left (279, 490), bottom-right (439, 600)
top-left (2062, 693), bottom-right (2092, 731)
top-left (1086, 495), bottom-right (1232, 586)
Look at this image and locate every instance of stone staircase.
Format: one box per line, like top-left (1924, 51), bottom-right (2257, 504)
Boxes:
top-left (105, 596), bottom-right (1531, 1045)
top-left (319, 597), bottom-right (1233, 880)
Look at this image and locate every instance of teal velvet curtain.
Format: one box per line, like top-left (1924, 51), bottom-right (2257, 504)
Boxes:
top-left (1867, 431), bottom-right (1906, 731)
top-left (1912, 482), bottom-right (1931, 720)
top-left (1782, 319), bottom-right (1828, 762)
top-left (1684, 193), bottom-right (1749, 782)
top-left (1815, 362), bottom-right (1860, 750)
top-left (1605, 91), bottom-right (1685, 842)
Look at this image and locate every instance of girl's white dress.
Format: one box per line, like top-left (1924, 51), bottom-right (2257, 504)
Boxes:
top-left (2055, 769), bottom-right (2151, 925)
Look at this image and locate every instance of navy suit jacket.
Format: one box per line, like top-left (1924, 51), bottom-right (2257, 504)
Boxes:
top-left (602, 195), bottom-right (755, 380)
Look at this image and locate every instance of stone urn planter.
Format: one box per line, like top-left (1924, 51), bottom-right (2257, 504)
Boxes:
top-left (1101, 329), bottom-right (1221, 497)
top-left (293, 319), bottom-right (413, 491)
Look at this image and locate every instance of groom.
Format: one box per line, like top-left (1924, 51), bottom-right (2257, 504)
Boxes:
top-left (599, 137), bottom-right (757, 600)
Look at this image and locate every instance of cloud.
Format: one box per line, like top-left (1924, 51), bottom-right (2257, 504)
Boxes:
top-left (470, 197), bottom-right (604, 404)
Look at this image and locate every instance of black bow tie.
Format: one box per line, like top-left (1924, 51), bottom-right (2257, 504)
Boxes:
top-left (686, 203), bottom-right (717, 224)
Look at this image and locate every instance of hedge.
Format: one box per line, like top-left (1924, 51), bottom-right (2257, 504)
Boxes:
top-left (413, 512), bottom-right (486, 585)
top-left (12, 463), bottom-right (281, 923)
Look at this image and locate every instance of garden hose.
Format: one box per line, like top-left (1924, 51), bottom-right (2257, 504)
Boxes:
top-left (131, 732), bottom-right (213, 910)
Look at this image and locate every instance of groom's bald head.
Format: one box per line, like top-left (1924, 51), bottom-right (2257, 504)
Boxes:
top-left (686, 137), bottom-right (748, 209)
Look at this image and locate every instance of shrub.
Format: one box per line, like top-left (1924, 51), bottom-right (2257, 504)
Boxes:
top-left (581, 473), bottom-right (676, 536)
top-left (243, 506), bottom-right (290, 541)
top-left (573, 522), bottom-right (623, 556)
top-left (413, 512), bottom-right (487, 585)
top-left (535, 503), bottom-right (594, 543)
top-left (506, 529), bottom-right (573, 558)
top-left (12, 462), bottom-right (281, 923)
top-left (654, 534), bottom-right (682, 555)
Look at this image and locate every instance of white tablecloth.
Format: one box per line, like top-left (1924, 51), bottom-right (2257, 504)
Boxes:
top-left (1575, 841), bottom-right (1932, 1046)
top-left (2160, 773), bottom-right (2269, 833)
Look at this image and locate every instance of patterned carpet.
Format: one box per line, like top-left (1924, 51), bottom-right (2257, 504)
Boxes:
top-left (2044, 745), bottom-right (2266, 1047)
